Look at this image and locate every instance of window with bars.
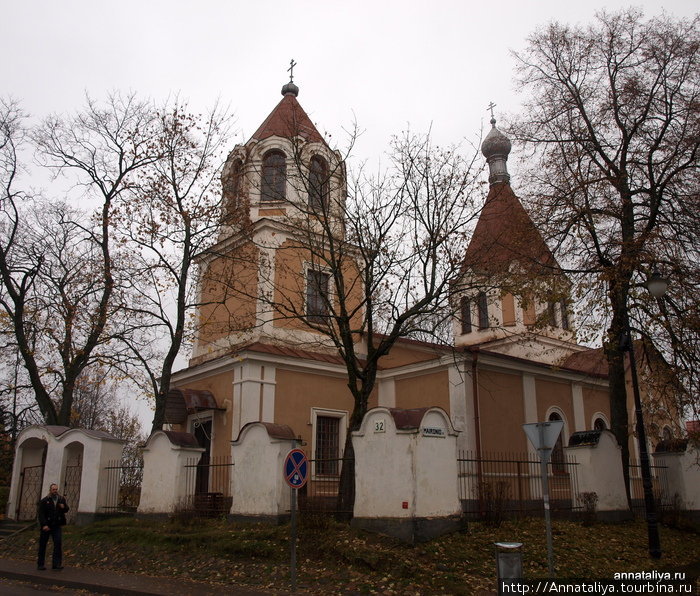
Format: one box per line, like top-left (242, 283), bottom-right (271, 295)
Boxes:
top-left (315, 415), bottom-right (340, 475)
top-left (306, 268), bottom-right (330, 323)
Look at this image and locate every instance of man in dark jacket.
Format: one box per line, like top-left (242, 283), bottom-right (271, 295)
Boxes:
top-left (37, 483), bottom-right (69, 570)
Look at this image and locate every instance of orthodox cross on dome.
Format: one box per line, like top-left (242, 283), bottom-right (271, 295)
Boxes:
top-left (288, 59), bottom-right (297, 83)
top-left (487, 101), bottom-right (497, 122)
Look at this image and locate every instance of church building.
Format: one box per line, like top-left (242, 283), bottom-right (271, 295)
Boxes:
top-left (165, 78), bottom-right (676, 483)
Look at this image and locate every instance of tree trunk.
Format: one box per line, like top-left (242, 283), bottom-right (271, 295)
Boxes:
top-left (606, 288), bottom-right (633, 509)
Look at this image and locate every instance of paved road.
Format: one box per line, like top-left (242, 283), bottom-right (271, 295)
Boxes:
top-left (0, 557), bottom-right (280, 595)
top-left (0, 576), bottom-right (96, 594)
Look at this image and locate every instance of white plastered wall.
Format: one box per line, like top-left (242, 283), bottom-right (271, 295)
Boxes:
top-left (353, 407), bottom-right (461, 520)
top-left (138, 432), bottom-right (204, 514)
top-left (230, 423), bottom-right (297, 517)
top-left (565, 430), bottom-right (629, 512)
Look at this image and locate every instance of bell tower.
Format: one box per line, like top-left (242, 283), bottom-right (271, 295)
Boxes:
top-left (190, 75), bottom-right (349, 365)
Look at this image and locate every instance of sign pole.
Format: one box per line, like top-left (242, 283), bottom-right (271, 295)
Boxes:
top-left (290, 486), bottom-right (298, 591)
top-left (283, 447), bottom-right (308, 593)
top-left (523, 421), bottom-right (563, 579)
top-left (538, 425), bottom-right (555, 577)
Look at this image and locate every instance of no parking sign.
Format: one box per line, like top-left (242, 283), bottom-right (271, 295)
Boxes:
top-left (284, 448), bottom-right (308, 489)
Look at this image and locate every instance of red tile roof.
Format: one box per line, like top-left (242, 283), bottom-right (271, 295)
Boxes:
top-left (560, 347), bottom-right (609, 377)
top-left (250, 94), bottom-right (324, 144)
top-left (463, 183), bottom-right (559, 275)
top-left (243, 341), bottom-right (346, 365)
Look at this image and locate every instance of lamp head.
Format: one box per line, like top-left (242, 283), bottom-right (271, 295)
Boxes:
top-left (646, 269), bottom-right (669, 298)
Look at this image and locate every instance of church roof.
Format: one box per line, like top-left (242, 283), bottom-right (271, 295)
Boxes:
top-left (250, 92), bottom-right (325, 145)
top-left (463, 182), bottom-right (560, 276)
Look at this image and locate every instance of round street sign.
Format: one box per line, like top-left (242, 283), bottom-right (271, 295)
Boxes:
top-left (284, 448), bottom-right (308, 489)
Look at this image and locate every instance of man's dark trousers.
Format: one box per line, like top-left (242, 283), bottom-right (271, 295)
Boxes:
top-left (37, 525), bottom-right (62, 568)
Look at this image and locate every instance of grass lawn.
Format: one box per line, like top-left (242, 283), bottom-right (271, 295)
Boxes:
top-left (1, 515), bottom-right (698, 594)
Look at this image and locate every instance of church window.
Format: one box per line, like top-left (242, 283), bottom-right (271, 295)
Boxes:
top-left (261, 150), bottom-right (286, 201)
top-left (306, 268), bottom-right (330, 323)
top-left (477, 292), bottom-right (489, 329)
top-left (594, 417), bottom-right (607, 431)
top-left (662, 426), bottom-right (672, 441)
top-left (460, 297), bottom-right (472, 334)
top-left (309, 155), bottom-right (329, 211)
top-left (547, 301), bottom-right (557, 327)
top-left (315, 416), bottom-right (340, 475)
top-left (311, 408), bottom-right (347, 477)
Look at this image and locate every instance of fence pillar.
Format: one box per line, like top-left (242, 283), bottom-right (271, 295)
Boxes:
top-left (565, 430), bottom-right (631, 521)
top-left (138, 431), bottom-right (204, 515)
top-left (352, 407), bottom-right (462, 543)
top-left (653, 442), bottom-right (700, 518)
top-left (230, 422), bottom-right (298, 521)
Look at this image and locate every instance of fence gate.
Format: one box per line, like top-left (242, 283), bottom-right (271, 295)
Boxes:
top-left (63, 465), bottom-right (82, 523)
top-left (184, 455), bottom-right (234, 516)
top-left (17, 465), bottom-right (45, 521)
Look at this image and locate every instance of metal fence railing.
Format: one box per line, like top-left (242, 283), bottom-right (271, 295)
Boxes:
top-left (298, 457), bottom-right (353, 518)
top-left (629, 462), bottom-right (671, 516)
top-left (458, 451), bottom-right (581, 521)
top-left (103, 459), bottom-right (143, 513)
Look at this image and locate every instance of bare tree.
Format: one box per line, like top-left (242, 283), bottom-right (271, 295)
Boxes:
top-left (112, 102), bottom-right (233, 432)
top-left (234, 129), bottom-right (484, 513)
top-left (0, 94), bottom-right (161, 426)
top-left (510, 9), bottom-right (700, 488)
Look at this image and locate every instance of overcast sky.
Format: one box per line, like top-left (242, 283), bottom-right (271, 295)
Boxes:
top-left (3, 1), bottom-right (696, 426)
top-left (4, 1), bottom-right (697, 175)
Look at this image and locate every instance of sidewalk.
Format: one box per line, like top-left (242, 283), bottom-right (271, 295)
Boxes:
top-left (0, 558), bottom-right (280, 596)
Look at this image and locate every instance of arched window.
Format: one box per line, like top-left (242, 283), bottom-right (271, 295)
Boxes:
top-left (549, 411), bottom-right (566, 473)
top-left (309, 155), bottom-right (329, 211)
top-left (261, 150), bottom-right (286, 201)
top-left (594, 417), bottom-right (607, 431)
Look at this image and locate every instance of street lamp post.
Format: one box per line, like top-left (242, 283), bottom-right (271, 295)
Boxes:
top-left (620, 269), bottom-right (668, 560)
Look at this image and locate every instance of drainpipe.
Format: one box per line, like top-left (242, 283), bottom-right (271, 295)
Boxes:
top-left (471, 348), bottom-right (484, 517)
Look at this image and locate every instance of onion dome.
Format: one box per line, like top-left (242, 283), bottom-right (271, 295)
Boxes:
top-left (281, 81), bottom-right (299, 97)
top-left (481, 117), bottom-right (511, 185)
